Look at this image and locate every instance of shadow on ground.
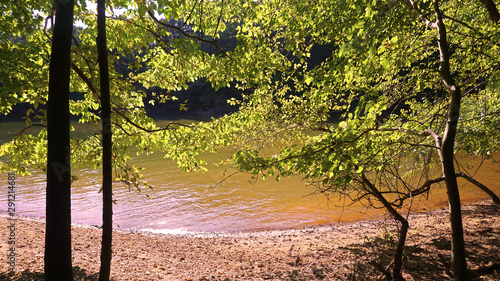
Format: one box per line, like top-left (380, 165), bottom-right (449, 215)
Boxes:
top-left (340, 202), bottom-right (500, 280)
top-left (0, 266), bottom-right (112, 281)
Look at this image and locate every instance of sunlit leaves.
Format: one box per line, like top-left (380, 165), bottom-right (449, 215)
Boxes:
top-left (2, 0), bottom-right (499, 201)
top-left (0, 127), bottom-right (47, 175)
top-left (202, 0), bottom-right (500, 208)
top-left (457, 89), bottom-right (500, 157)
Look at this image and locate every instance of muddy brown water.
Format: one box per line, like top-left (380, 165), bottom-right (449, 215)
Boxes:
top-left (1, 120), bottom-right (499, 233)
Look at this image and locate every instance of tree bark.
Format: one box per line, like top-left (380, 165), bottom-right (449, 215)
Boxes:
top-left (404, 1), bottom-right (468, 279)
top-left (433, 1), bottom-right (467, 279)
top-left (45, 0), bottom-right (75, 280)
top-left (97, 0), bottom-right (113, 280)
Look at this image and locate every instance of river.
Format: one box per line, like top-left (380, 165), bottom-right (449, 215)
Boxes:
top-left (1, 120), bottom-right (499, 233)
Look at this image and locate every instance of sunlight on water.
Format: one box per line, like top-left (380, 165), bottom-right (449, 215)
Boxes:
top-left (139, 227), bottom-right (190, 235)
top-left (1, 120), bottom-right (499, 232)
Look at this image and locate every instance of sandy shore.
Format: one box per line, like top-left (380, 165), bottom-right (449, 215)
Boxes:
top-left (1, 198), bottom-right (499, 280)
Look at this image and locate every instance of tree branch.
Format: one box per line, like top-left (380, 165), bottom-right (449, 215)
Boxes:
top-left (393, 176), bottom-right (446, 207)
top-left (13, 124), bottom-right (47, 145)
top-left (112, 110), bottom-right (194, 133)
top-left (393, 172), bottom-right (500, 207)
top-left (377, 127), bottom-right (442, 148)
top-left (146, 10), bottom-right (228, 57)
top-left (478, 0), bottom-right (500, 23)
top-left (405, 0), bottom-right (438, 29)
top-left (456, 172), bottom-right (500, 204)
top-left (71, 62), bottom-right (99, 98)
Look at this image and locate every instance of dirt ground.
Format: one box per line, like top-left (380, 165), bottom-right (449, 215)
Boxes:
top-left (1, 198), bottom-right (499, 280)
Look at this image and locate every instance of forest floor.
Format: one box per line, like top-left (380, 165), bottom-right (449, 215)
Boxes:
top-left (1, 198), bottom-right (499, 280)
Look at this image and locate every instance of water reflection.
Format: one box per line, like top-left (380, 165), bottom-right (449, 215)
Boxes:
top-left (1, 121), bottom-right (499, 232)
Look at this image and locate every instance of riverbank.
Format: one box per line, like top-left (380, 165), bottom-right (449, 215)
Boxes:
top-left (1, 198), bottom-right (499, 280)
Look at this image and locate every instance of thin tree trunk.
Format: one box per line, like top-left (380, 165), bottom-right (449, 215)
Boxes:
top-left (361, 175), bottom-right (408, 281)
top-left (45, 0), bottom-right (75, 280)
top-left (97, 0), bottom-right (113, 280)
top-left (433, 0), bottom-right (467, 279)
top-left (406, 1), bottom-right (469, 279)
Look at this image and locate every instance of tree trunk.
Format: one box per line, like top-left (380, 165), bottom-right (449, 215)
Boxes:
top-left (361, 175), bottom-right (408, 281)
top-left (97, 0), bottom-right (113, 280)
top-left (45, 0), bottom-right (75, 280)
top-left (440, 106), bottom-right (467, 281)
top-left (433, 1), bottom-right (467, 279)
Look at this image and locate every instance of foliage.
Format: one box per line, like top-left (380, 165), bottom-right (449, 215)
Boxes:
top-left (204, 0), bottom-right (500, 200)
top-left (1, 0), bottom-right (498, 207)
top-left (1, 0), bottom-right (498, 204)
top-left (1, 1), bottom-right (499, 278)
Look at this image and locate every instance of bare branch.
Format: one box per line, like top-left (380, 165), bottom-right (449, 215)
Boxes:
top-left (456, 172), bottom-right (500, 204)
top-left (392, 172), bottom-right (500, 207)
top-left (393, 176), bottom-right (446, 207)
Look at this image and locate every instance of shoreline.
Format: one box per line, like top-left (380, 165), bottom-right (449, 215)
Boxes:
top-left (1, 198), bottom-right (499, 280)
top-left (1, 209), bottom-right (387, 238)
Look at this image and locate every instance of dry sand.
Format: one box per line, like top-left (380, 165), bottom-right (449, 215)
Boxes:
top-left (1, 198), bottom-right (499, 280)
